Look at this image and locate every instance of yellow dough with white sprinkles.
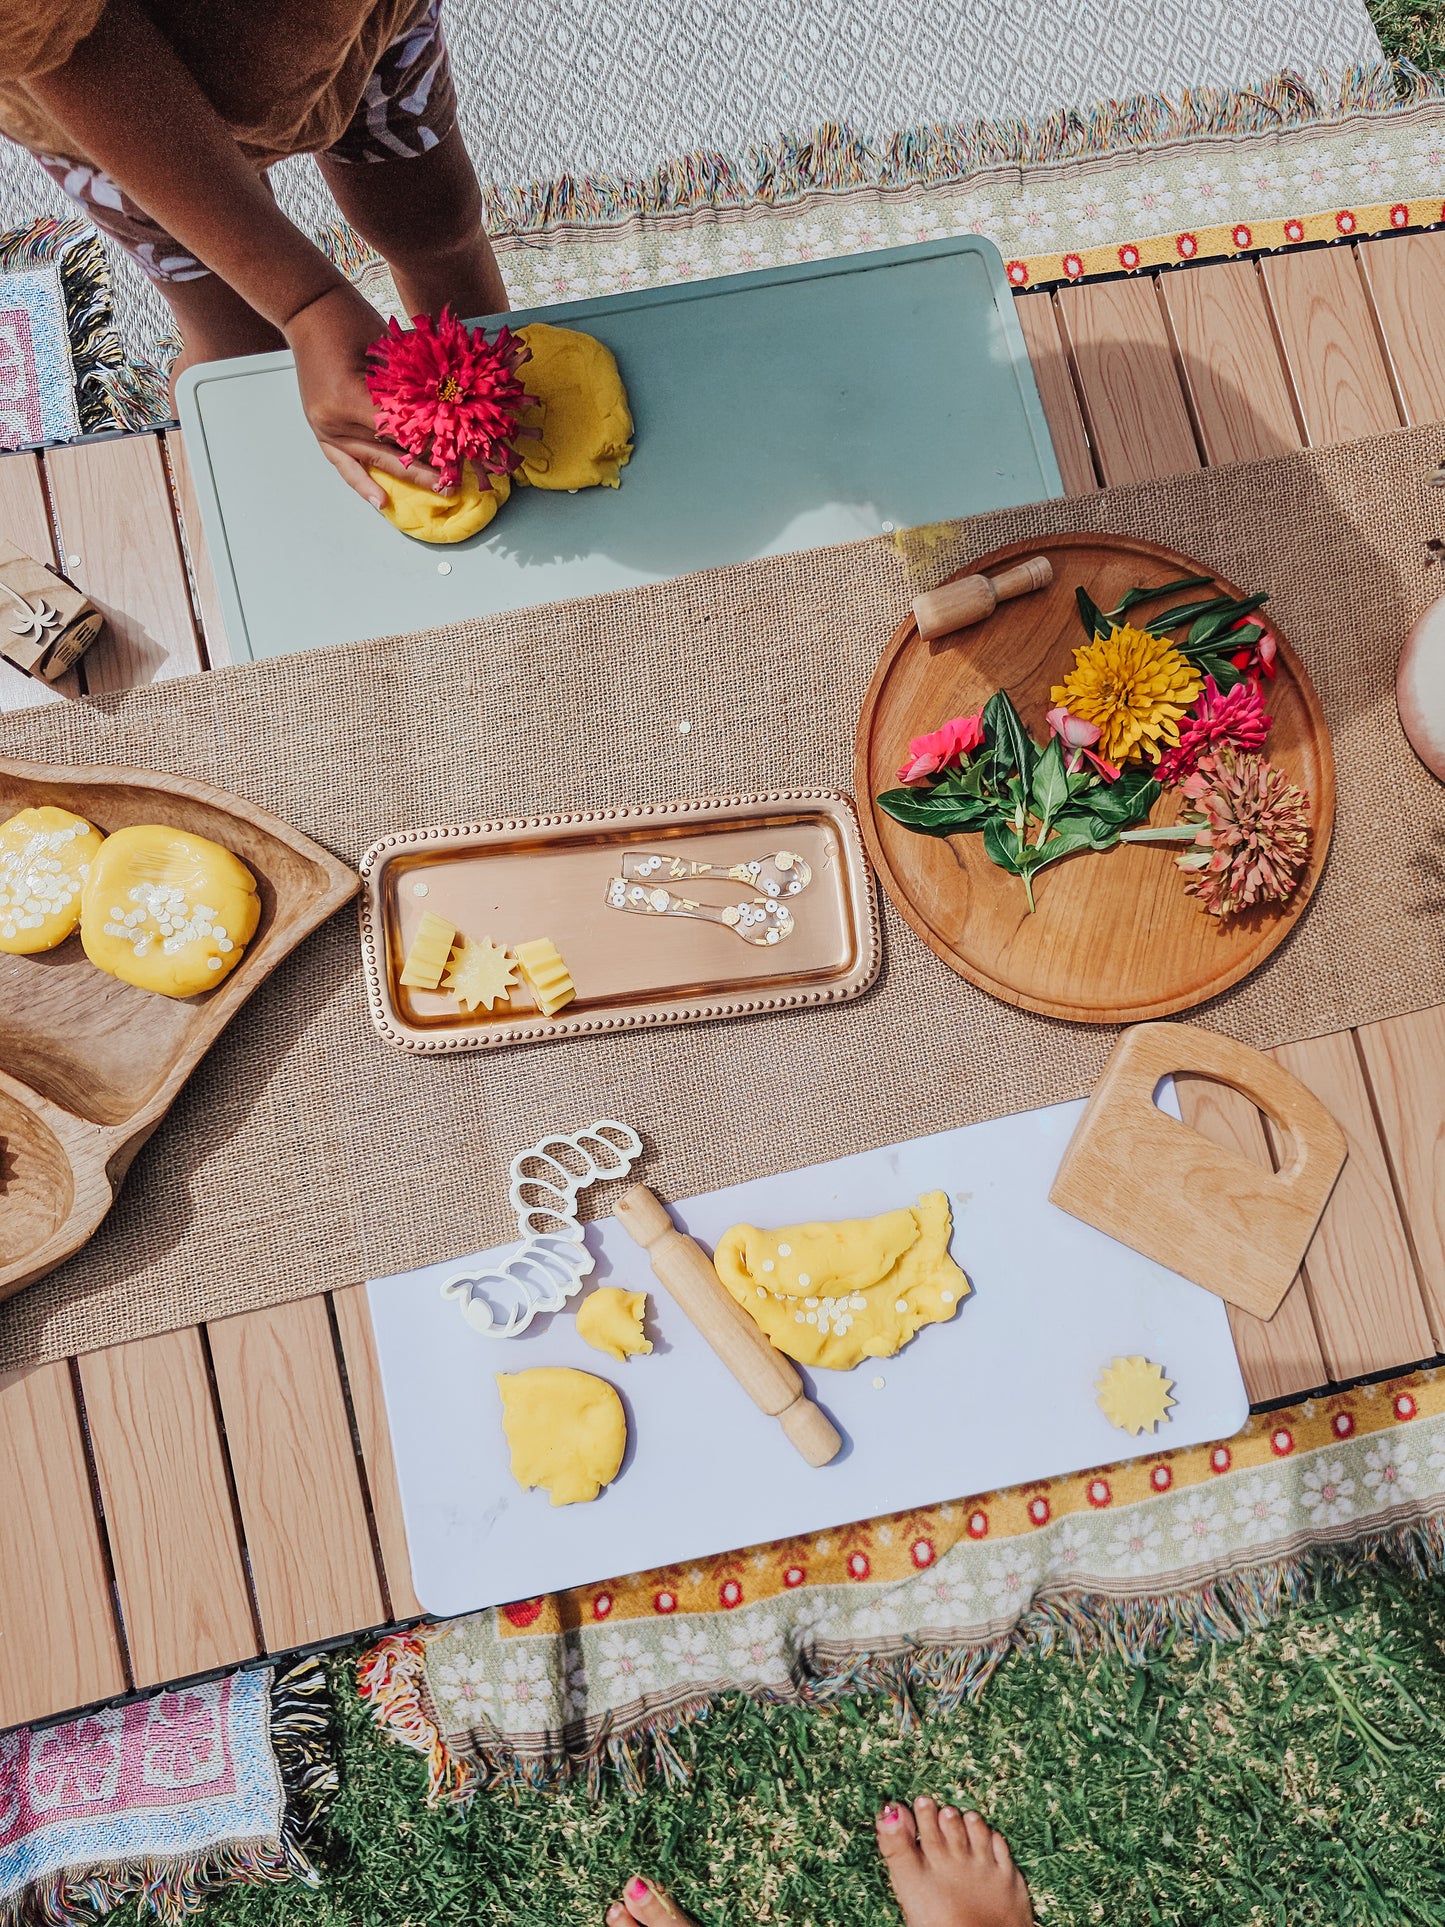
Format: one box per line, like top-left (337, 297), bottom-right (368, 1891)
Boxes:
top-left (496, 1367), bottom-right (626, 1505)
top-left (712, 1191), bottom-right (970, 1371)
top-left (0, 805), bottom-right (103, 953)
top-left (370, 461), bottom-right (509, 543)
top-left (81, 824), bottom-right (260, 998)
top-left (514, 323), bottom-right (634, 490)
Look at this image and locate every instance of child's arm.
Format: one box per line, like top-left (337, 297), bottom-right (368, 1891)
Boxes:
top-left (26, 0), bottom-right (432, 505)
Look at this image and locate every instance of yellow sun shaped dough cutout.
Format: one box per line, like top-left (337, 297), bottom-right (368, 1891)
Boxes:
top-left (80, 825), bottom-right (260, 998)
top-left (496, 1367), bottom-right (626, 1506)
top-left (713, 1191), bottom-right (971, 1371)
top-left (370, 461), bottom-right (510, 543)
top-left (513, 323), bottom-right (634, 491)
top-left (444, 936), bottom-right (516, 1012)
top-left (399, 911), bottom-right (457, 989)
top-left (512, 937), bottom-right (576, 1016)
top-left (1096, 1356), bottom-right (1176, 1435)
top-left (0, 805), bottom-right (104, 953)
top-left (576, 1287), bottom-right (652, 1362)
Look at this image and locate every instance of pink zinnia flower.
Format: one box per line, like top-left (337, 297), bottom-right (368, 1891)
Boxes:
top-left (1045, 705), bottom-right (1119, 781)
top-left (897, 710), bottom-right (985, 784)
top-left (365, 305), bottom-right (532, 492)
top-left (1154, 675), bottom-right (1271, 787)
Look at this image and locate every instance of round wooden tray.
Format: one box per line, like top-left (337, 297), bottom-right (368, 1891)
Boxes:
top-left (854, 532), bottom-right (1335, 1023)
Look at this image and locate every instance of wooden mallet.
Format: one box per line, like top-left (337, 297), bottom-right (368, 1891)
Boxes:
top-left (911, 555), bottom-right (1053, 641)
top-left (614, 1183), bottom-right (842, 1468)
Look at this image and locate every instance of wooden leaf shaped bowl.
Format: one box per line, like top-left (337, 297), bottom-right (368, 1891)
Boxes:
top-left (0, 757), bottom-right (357, 1301)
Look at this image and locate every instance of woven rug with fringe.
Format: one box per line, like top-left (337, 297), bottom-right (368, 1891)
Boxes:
top-left (359, 1368), bottom-right (1445, 1797)
top-left (0, 1661), bottom-right (334, 1927)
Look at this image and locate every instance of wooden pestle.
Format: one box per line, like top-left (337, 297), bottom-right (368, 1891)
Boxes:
top-left (911, 555), bottom-right (1053, 641)
top-left (614, 1183), bottom-right (842, 1468)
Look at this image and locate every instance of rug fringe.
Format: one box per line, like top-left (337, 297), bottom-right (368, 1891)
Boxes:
top-left (0, 216), bottom-right (137, 440)
top-left (0, 1660), bottom-right (336, 1927)
top-left (358, 1508), bottom-right (1445, 1800)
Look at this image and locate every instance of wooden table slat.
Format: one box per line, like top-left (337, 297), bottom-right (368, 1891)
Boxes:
top-left (0, 449), bottom-right (77, 713)
top-left (331, 1286), bottom-right (421, 1621)
top-left (1267, 1033), bottom-right (1435, 1382)
top-left (1157, 259), bottom-right (1303, 464)
top-left (164, 431), bottom-right (232, 667)
top-left (44, 434), bottom-right (204, 696)
top-left (1261, 246), bottom-right (1402, 445)
top-left (206, 1300), bottom-right (386, 1651)
top-left (77, 1329), bottom-right (259, 1687)
top-left (1355, 231), bottom-right (1445, 427)
top-left (1355, 1006), bottom-right (1445, 1348)
top-left (1012, 291), bottom-right (1098, 496)
top-left (1054, 276), bottom-right (1201, 486)
top-left (0, 1362), bottom-right (128, 1727)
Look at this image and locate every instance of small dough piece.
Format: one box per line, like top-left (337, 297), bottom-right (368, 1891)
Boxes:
top-left (512, 936), bottom-right (575, 1016)
top-left (1096, 1356), bottom-right (1176, 1436)
top-left (399, 911), bottom-right (457, 989)
top-left (514, 323), bottom-right (634, 490)
top-left (577, 1287), bottom-right (652, 1362)
top-left (497, 1366), bottom-right (626, 1505)
top-left (0, 805), bottom-right (103, 953)
top-left (80, 825), bottom-right (260, 997)
top-left (371, 461), bottom-right (509, 543)
top-left (445, 935), bottom-right (516, 1012)
top-left (713, 1191), bottom-right (970, 1371)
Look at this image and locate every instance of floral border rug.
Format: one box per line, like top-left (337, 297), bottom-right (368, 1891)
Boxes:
top-left (361, 1368), bottom-right (1445, 1796)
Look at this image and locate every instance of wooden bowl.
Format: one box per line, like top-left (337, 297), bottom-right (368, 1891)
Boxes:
top-left (0, 757), bottom-right (357, 1300)
top-left (855, 533), bottom-right (1335, 1023)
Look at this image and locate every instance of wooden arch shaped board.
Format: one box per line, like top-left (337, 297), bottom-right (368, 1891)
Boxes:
top-left (854, 532), bottom-right (1335, 1022)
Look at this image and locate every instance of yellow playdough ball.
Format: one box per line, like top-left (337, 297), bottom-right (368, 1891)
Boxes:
top-left (81, 824), bottom-right (261, 998)
top-left (0, 805), bottom-right (104, 953)
top-left (514, 322), bottom-right (634, 490)
top-left (496, 1366), bottom-right (626, 1506)
top-left (576, 1287), bottom-right (653, 1362)
top-left (369, 461), bottom-right (510, 543)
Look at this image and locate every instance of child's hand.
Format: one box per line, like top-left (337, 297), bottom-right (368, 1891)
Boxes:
top-left (286, 282), bottom-right (441, 509)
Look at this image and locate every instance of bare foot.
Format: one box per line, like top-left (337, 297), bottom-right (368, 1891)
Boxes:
top-left (875, 1797), bottom-right (1035, 1927)
top-left (608, 1874), bottom-right (698, 1927)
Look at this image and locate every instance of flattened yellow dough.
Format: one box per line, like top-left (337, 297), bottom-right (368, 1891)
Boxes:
top-left (0, 805), bottom-right (104, 953)
top-left (497, 1367), bottom-right (626, 1505)
top-left (80, 825), bottom-right (260, 998)
top-left (370, 461), bottom-right (509, 543)
top-left (713, 1191), bottom-right (970, 1370)
top-left (514, 323), bottom-right (634, 490)
top-left (577, 1287), bottom-right (652, 1362)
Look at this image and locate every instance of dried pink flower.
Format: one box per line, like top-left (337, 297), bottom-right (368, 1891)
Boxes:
top-left (1154, 675), bottom-right (1272, 787)
top-left (898, 710), bottom-right (986, 784)
top-left (1176, 745), bottom-right (1311, 918)
top-left (365, 305), bottom-right (532, 492)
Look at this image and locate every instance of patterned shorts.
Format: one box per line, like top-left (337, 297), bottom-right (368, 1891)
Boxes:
top-left (36, 0), bottom-right (457, 284)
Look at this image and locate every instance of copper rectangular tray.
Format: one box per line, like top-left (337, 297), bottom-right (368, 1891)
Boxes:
top-left (358, 789), bottom-right (881, 1052)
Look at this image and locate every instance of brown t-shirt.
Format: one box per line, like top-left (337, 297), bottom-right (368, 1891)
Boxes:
top-left (0, 0), bottom-right (431, 167)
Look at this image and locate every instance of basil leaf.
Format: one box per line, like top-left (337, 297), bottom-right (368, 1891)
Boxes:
top-left (982, 814), bottom-right (1026, 875)
top-left (1087, 766), bottom-right (1161, 826)
top-left (1076, 586), bottom-right (1107, 639)
top-left (1018, 824), bottom-right (1101, 874)
top-left (1183, 649), bottom-right (1247, 693)
top-left (1029, 736), bottom-right (1070, 822)
top-left (937, 760), bottom-right (988, 800)
top-left (877, 789), bottom-right (998, 835)
top-left (983, 689), bottom-right (1035, 792)
top-left (1050, 809), bottom-right (1116, 851)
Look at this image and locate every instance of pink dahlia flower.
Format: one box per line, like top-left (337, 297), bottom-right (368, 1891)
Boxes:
top-left (897, 710), bottom-right (985, 785)
top-left (365, 305), bottom-right (532, 492)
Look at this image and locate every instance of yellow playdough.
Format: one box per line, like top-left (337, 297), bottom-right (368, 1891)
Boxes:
top-left (496, 1366), bottom-right (626, 1505)
top-left (0, 805), bottom-right (104, 953)
top-left (514, 323), bottom-right (634, 490)
top-left (713, 1191), bottom-right (970, 1371)
top-left (370, 461), bottom-right (509, 543)
top-left (1096, 1356), bottom-right (1176, 1436)
top-left (80, 825), bottom-right (260, 997)
top-left (444, 935), bottom-right (516, 1012)
top-left (399, 911), bottom-right (457, 989)
top-left (577, 1287), bottom-right (652, 1362)
top-left (512, 937), bottom-right (575, 1016)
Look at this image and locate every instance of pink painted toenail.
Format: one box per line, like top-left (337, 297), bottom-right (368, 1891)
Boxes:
top-left (880, 1804), bottom-right (902, 1825)
top-left (628, 1879), bottom-right (650, 1901)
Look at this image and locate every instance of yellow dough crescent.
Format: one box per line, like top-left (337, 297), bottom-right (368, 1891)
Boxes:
top-left (576, 1287), bottom-right (652, 1362)
top-left (713, 1191), bottom-right (970, 1370)
top-left (0, 805), bottom-right (104, 953)
top-left (497, 1367), bottom-right (627, 1505)
top-left (370, 461), bottom-right (510, 543)
top-left (80, 824), bottom-right (261, 998)
top-left (514, 322), bottom-right (634, 491)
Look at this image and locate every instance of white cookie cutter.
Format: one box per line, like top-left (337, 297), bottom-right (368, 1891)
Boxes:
top-left (440, 1121), bottom-right (643, 1337)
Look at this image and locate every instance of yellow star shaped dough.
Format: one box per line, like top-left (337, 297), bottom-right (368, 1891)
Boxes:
top-left (1096, 1356), bottom-right (1176, 1436)
top-left (445, 936), bottom-right (517, 1012)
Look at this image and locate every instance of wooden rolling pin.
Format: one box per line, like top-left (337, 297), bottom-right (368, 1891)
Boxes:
top-left (912, 555), bottom-right (1052, 641)
top-left (614, 1183), bottom-right (842, 1468)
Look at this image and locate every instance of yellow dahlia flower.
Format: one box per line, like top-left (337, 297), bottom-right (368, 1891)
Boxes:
top-left (1050, 622), bottom-right (1203, 765)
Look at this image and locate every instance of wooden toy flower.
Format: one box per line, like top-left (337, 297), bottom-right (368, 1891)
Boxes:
top-left (1153, 674), bottom-right (1272, 787)
top-left (1049, 622), bottom-right (1202, 766)
top-left (365, 306), bottom-right (532, 493)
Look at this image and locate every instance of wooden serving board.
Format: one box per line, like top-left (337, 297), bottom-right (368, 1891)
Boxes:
top-left (855, 533), bottom-right (1335, 1022)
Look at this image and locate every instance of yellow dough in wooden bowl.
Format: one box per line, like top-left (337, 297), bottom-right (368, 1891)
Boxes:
top-left (514, 323), bottom-right (634, 490)
top-left (496, 1366), bottom-right (626, 1505)
top-left (713, 1191), bottom-right (970, 1371)
top-left (80, 824), bottom-right (261, 998)
top-left (577, 1287), bottom-right (652, 1362)
top-left (0, 805), bottom-right (104, 953)
top-left (370, 461), bottom-right (510, 543)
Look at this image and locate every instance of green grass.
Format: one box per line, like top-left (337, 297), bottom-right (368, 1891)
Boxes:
top-left (199, 1564), bottom-right (1445, 1927)
top-left (1370, 0), bottom-right (1445, 68)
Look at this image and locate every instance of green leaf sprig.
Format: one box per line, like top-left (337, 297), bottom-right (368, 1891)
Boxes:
top-left (1075, 576), bottom-right (1270, 693)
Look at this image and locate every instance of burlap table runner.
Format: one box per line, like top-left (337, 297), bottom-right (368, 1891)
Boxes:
top-left (3, 425), bottom-right (1443, 1370)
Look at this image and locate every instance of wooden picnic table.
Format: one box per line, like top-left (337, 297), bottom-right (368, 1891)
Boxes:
top-left (3, 231), bottom-right (1445, 1733)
